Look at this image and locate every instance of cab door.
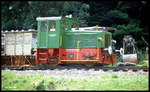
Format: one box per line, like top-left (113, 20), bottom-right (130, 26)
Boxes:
top-left (47, 21), bottom-right (60, 48)
top-left (38, 21), bottom-right (48, 48)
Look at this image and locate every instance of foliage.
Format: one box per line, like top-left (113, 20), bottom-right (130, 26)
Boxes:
top-left (1, 1), bottom-right (149, 48)
top-left (112, 20), bottom-right (143, 48)
top-left (114, 54), bottom-right (122, 66)
top-left (137, 49), bottom-right (149, 65)
top-left (112, 74), bottom-right (118, 79)
top-left (2, 72), bottom-right (148, 91)
top-left (87, 1), bottom-right (148, 48)
top-left (137, 60), bottom-right (148, 66)
top-left (106, 10), bottom-right (129, 25)
top-left (35, 80), bottom-right (45, 90)
top-left (1, 1), bottom-right (90, 30)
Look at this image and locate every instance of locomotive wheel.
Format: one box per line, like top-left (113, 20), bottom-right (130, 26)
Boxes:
top-left (50, 63), bottom-right (58, 67)
top-left (48, 56), bottom-right (58, 67)
top-left (85, 64), bottom-right (94, 67)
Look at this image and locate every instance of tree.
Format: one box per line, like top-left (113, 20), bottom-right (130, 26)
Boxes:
top-left (1, 1), bottom-right (149, 48)
top-left (87, 1), bottom-right (148, 48)
top-left (1, 1), bottom-right (90, 30)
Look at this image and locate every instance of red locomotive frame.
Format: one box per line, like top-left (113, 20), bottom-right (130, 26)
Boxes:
top-left (36, 48), bottom-right (116, 66)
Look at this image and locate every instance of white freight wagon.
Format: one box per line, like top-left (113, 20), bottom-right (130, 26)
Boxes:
top-left (1, 29), bottom-right (37, 56)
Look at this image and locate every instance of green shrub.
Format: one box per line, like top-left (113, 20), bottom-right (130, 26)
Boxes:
top-left (137, 60), bottom-right (147, 66)
top-left (112, 74), bottom-right (118, 79)
top-left (137, 49), bottom-right (148, 66)
top-left (47, 81), bottom-right (56, 90)
top-left (36, 80), bottom-right (45, 90)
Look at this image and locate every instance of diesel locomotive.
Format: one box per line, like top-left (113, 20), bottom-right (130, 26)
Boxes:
top-left (36, 16), bottom-right (117, 66)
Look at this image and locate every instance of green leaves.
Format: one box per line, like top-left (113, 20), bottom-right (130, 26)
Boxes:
top-left (107, 10), bottom-right (129, 20)
top-left (1, 1), bottom-right (148, 48)
top-left (2, 1), bottom-right (90, 29)
top-left (112, 21), bottom-right (143, 48)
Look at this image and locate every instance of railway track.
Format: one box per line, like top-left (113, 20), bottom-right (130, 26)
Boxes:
top-left (1, 64), bottom-right (149, 72)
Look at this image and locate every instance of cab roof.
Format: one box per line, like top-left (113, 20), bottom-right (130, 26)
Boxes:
top-left (36, 16), bottom-right (79, 25)
top-left (36, 16), bottom-right (62, 21)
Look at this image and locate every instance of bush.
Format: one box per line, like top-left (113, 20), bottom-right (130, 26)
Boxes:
top-left (112, 74), bottom-right (118, 79)
top-left (36, 80), bottom-right (45, 90)
top-left (47, 81), bottom-right (56, 90)
top-left (137, 49), bottom-right (148, 62)
top-left (137, 61), bottom-right (147, 66)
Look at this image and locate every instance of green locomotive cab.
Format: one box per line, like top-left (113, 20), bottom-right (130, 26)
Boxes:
top-left (36, 16), bottom-right (79, 49)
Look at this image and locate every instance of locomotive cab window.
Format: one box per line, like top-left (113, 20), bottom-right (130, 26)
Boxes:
top-left (40, 21), bottom-right (47, 32)
top-left (49, 21), bottom-right (56, 32)
top-left (61, 21), bottom-right (68, 31)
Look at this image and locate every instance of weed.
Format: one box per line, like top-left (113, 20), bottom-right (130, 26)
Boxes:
top-left (137, 50), bottom-right (148, 61)
top-left (36, 80), bottom-right (45, 90)
top-left (112, 74), bottom-right (118, 78)
top-left (13, 80), bottom-right (18, 83)
top-left (137, 60), bottom-right (147, 66)
top-left (23, 80), bottom-right (26, 83)
top-left (1, 72), bottom-right (148, 91)
top-left (47, 81), bottom-right (56, 90)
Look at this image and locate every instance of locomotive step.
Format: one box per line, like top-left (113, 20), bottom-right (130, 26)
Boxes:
top-left (39, 52), bottom-right (48, 54)
top-left (39, 58), bottom-right (48, 60)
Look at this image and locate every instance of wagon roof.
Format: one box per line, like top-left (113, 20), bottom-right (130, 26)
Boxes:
top-left (1, 29), bottom-right (37, 33)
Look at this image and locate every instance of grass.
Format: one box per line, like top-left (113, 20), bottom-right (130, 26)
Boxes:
top-left (137, 60), bottom-right (148, 66)
top-left (1, 72), bottom-right (149, 91)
